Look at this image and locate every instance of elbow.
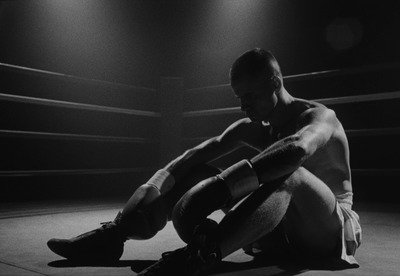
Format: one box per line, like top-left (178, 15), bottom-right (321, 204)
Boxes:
top-left (284, 134), bottom-right (308, 161)
top-left (293, 139), bottom-right (313, 162)
top-left (278, 134), bottom-right (310, 162)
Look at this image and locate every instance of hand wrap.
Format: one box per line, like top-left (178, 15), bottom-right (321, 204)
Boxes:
top-left (217, 159), bottom-right (260, 201)
top-left (146, 169), bottom-right (175, 194)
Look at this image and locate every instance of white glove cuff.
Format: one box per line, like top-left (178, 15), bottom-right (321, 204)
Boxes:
top-left (218, 159), bottom-right (260, 200)
top-left (147, 169), bottom-right (175, 194)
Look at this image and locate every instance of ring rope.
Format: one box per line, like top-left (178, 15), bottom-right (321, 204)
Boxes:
top-left (0, 129), bottom-right (158, 143)
top-left (183, 127), bottom-right (400, 144)
top-left (183, 91), bottom-right (400, 117)
top-left (185, 62), bottom-right (400, 92)
top-left (0, 92), bottom-right (160, 117)
top-left (0, 62), bottom-right (155, 92)
top-left (0, 167), bottom-right (155, 177)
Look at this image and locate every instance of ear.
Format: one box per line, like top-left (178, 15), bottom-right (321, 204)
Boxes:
top-left (271, 76), bottom-right (281, 91)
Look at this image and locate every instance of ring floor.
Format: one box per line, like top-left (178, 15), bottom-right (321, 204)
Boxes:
top-left (0, 199), bottom-right (399, 276)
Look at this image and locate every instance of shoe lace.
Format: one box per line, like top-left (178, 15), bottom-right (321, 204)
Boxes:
top-left (97, 221), bottom-right (117, 233)
top-left (161, 247), bottom-right (187, 261)
top-left (100, 211), bottom-right (122, 227)
top-left (97, 212), bottom-right (126, 242)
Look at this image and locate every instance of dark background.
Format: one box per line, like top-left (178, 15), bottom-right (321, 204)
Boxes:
top-left (0, 0), bottom-right (399, 203)
top-left (1, 0), bottom-right (399, 89)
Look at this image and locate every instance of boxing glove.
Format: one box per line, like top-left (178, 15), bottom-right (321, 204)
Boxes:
top-left (172, 161), bottom-right (259, 242)
top-left (122, 169), bottom-right (175, 239)
top-left (218, 159), bottom-right (260, 202)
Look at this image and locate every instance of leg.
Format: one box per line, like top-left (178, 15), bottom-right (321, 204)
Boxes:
top-left (217, 177), bottom-right (291, 258)
top-left (217, 167), bottom-right (341, 259)
top-left (47, 164), bottom-right (219, 261)
top-left (282, 167), bottom-right (342, 257)
top-left (137, 167), bottom-right (342, 275)
top-left (120, 164), bottom-right (220, 239)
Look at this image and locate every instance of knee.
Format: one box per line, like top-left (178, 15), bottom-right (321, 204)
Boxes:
top-left (291, 166), bottom-right (309, 182)
top-left (280, 167), bottom-right (309, 192)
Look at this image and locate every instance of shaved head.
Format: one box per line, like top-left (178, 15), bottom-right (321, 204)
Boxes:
top-left (229, 48), bottom-right (282, 84)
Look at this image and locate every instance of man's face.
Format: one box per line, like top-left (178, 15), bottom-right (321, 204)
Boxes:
top-left (231, 74), bottom-right (278, 122)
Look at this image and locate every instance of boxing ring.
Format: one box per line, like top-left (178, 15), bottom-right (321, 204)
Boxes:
top-left (0, 62), bottom-right (400, 275)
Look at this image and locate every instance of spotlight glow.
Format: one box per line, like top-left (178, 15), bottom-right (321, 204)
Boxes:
top-left (325, 17), bottom-right (364, 52)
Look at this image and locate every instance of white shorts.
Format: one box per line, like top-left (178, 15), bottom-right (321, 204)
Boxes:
top-left (334, 192), bottom-right (362, 266)
top-left (243, 192), bottom-right (362, 266)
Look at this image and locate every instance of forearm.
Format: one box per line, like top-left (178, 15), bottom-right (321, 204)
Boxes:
top-left (164, 148), bottom-right (202, 181)
top-left (165, 136), bottom-right (235, 182)
top-left (151, 140), bottom-right (221, 194)
top-left (199, 136), bottom-right (306, 205)
top-left (250, 135), bottom-right (307, 183)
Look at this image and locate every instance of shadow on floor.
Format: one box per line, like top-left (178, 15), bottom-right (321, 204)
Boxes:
top-left (48, 257), bottom-right (359, 275)
top-left (48, 259), bottom-right (155, 269)
top-left (216, 259), bottom-right (356, 275)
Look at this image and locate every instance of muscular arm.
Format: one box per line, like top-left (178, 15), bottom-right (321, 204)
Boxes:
top-left (251, 108), bottom-right (338, 183)
top-left (164, 118), bottom-right (252, 182)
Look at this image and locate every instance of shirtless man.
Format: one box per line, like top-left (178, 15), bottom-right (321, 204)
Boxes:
top-left (47, 48), bottom-right (361, 275)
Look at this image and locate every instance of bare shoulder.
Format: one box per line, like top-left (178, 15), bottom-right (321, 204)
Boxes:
top-left (220, 118), bottom-right (272, 150)
top-left (225, 117), bottom-right (253, 130)
top-left (222, 117), bottom-right (266, 138)
top-left (295, 99), bottom-right (339, 127)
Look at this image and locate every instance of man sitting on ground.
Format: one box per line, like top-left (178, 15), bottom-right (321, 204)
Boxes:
top-left (48, 48), bottom-right (361, 275)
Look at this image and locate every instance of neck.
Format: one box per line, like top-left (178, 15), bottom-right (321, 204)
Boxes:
top-left (265, 88), bottom-right (295, 129)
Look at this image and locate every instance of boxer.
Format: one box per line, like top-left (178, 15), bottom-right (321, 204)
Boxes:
top-left (48, 48), bottom-right (361, 275)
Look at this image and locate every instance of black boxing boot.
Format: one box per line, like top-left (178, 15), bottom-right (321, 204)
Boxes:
top-left (47, 212), bottom-right (127, 262)
top-left (137, 219), bottom-right (222, 276)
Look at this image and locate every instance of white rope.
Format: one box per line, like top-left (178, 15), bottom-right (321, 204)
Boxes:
top-left (0, 62), bottom-right (155, 92)
top-left (0, 129), bottom-right (158, 143)
top-left (183, 91), bottom-right (400, 117)
top-left (0, 92), bottom-right (160, 117)
top-left (0, 167), bottom-right (155, 177)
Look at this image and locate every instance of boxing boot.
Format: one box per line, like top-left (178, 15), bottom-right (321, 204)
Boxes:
top-left (47, 212), bottom-right (127, 262)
